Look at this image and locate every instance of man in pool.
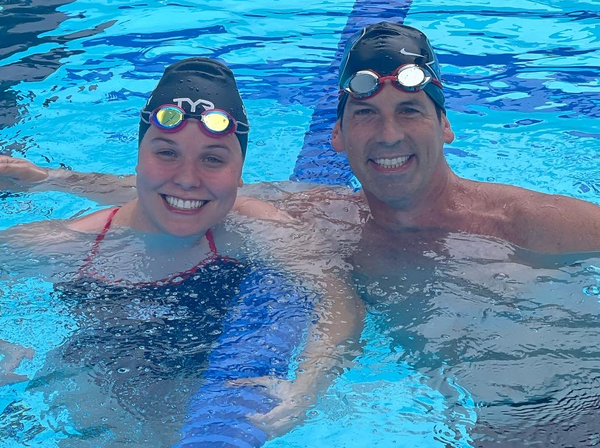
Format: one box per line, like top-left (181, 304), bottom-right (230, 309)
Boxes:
top-left (1, 22), bottom-right (600, 253)
top-left (329, 21), bottom-right (600, 254)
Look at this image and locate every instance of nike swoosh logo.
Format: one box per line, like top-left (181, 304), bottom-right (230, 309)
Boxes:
top-left (400, 48), bottom-right (425, 58)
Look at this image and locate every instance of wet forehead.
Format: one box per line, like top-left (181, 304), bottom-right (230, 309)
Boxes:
top-left (346, 84), bottom-right (434, 110)
top-left (141, 121), bottom-right (242, 153)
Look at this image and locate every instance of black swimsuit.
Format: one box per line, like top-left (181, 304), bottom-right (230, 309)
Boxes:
top-left (52, 208), bottom-right (249, 427)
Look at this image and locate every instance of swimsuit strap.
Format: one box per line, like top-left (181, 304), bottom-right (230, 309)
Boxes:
top-left (77, 207), bottom-right (120, 277)
top-left (205, 228), bottom-right (218, 255)
top-left (150, 228), bottom-right (237, 286)
top-left (78, 217), bottom-right (236, 286)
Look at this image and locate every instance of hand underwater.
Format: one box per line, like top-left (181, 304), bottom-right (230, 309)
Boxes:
top-left (0, 339), bottom-right (35, 386)
top-left (230, 374), bottom-right (317, 437)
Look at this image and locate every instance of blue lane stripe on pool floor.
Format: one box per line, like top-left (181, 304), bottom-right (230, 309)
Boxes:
top-left (291, 0), bottom-right (414, 187)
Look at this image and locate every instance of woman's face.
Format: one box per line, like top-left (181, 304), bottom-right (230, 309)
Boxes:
top-left (135, 118), bottom-right (244, 237)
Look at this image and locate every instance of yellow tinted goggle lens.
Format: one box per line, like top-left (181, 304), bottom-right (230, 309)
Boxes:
top-left (203, 111), bottom-right (231, 133)
top-left (155, 107), bottom-right (184, 128)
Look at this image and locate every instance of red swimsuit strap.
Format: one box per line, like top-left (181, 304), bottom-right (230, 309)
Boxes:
top-left (205, 228), bottom-right (218, 255)
top-left (78, 215), bottom-right (235, 286)
top-left (77, 207), bottom-right (120, 277)
top-left (152, 228), bottom-right (227, 285)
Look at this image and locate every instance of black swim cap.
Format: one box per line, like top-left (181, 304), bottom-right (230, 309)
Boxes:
top-left (139, 57), bottom-right (249, 156)
top-left (337, 22), bottom-right (445, 118)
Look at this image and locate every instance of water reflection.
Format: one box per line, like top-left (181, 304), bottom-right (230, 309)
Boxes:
top-left (0, 0), bottom-right (115, 138)
top-left (352, 228), bottom-right (600, 446)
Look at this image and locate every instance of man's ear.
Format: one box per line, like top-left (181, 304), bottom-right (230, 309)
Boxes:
top-left (331, 120), bottom-right (345, 152)
top-left (442, 115), bottom-right (455, 144)
top-left (238, 177), bottom-right (244, 188)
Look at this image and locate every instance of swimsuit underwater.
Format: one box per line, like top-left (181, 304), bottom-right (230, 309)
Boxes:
top-left (50, 208), bottom-right (316, 448)
top-left (52, 208), bottom-right (249, 438)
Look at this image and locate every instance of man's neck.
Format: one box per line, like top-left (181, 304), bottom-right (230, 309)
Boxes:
top-left (363, 169), bottom-right (464, 233)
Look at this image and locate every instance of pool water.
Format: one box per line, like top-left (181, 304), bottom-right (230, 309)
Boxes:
top-left (1, 0), bottom-right (600, 446)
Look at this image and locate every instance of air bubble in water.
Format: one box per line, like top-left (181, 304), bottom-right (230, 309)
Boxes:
top-left (583, 285), bottom-right (600, 296)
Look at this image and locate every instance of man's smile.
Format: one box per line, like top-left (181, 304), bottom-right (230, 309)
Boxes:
top-left (370, 155), bottom-right (414, 171)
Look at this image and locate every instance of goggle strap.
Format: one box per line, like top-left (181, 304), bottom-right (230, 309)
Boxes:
top-left (140, 110), bottom-right (151, 124)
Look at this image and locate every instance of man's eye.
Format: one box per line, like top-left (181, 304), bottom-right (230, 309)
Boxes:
top-left (355, 108), bottom-right (374, 116)
top-left (401, 108), bottom-right (420, 115)
top-left (205, 156), bottom-right (223, 164)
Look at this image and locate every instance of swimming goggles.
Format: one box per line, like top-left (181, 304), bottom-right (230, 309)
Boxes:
top-left (342, 64), bottom-right (443, 99)
top-left (145, 104), bottom-right (249, 137)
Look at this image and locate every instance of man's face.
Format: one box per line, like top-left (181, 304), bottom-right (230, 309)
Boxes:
top-left (332, 82), bottom-right (454, 208)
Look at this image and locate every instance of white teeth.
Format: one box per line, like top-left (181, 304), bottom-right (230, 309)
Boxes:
top-left (373, 155), bottom-right (411, 169)
top-left (164, 195), bottom-right (206, 210)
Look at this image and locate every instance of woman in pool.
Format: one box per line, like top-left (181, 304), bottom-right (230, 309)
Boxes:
top-left (0, 57), bottom-right (361, 446)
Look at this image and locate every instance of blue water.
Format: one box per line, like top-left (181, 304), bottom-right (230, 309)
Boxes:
top-left (1, 0), bottom-right (600, 447)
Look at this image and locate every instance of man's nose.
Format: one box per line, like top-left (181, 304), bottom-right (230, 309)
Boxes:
top-left (377, 114), bottom-right (405, 146)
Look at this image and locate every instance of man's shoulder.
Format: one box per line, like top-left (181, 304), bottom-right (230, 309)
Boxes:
top-left (464, 179), bottom-right (600, 252)
top-left (462, 178), bottom-right (594, 214)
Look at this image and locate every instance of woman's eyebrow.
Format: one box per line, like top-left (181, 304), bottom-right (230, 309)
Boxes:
top-left (151, 137), bottom-right (179, 145)
top-left (204, 144), bottom-right (233, 152)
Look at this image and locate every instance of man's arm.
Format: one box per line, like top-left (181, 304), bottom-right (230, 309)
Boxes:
top-left (0, 156), bottom-right (137, 205)
top-left (245, 271), bottom-right (364, 437)
top-left (0, 339), bottom-right (35, 386)
top-left (0, 156), bottom-right (280, 212)
top-left (516, 193), bottom-right (600, 253)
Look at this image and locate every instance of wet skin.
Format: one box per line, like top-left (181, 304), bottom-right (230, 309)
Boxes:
top-left (133, 119), bottom-right (244, 238)
top-left (332, 82), bottom-right (454, 212)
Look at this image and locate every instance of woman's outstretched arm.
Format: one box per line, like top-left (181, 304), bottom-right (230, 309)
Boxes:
top-left (0, 155), bottom-right (137, 205)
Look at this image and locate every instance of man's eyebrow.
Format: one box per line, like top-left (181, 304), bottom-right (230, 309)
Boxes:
top-left (347, 97), bottom-right (372, 107)
top-left (346, 97), bottom-right (424, 107)
top-left (395, 99), bottom-right (424, 107)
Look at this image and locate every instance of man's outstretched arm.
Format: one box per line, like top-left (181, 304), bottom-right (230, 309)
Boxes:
top-left (0, 156), bottom-right (137, 205)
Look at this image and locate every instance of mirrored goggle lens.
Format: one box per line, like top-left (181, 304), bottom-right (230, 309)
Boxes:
top-left (346, 71), bottom-right (379, 96)
top-left (154, 106), bottom-right (185, 129)
top-left (397, 65), bottom-right (429, 88)
top-left (202, 110), bottom-right (234, 134)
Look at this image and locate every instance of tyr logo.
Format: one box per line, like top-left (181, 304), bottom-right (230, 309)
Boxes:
top-left (172, 98), bottom-right (215, 113)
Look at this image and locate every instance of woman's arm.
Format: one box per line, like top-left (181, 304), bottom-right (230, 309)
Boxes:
top-left (0, 156), bottom-right (137, 205)
top-left (226, 202), bottom-right (365, 437)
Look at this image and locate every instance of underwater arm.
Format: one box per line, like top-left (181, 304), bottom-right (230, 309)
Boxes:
top-left (0, 218), bottom-right (94, 280)
top-left (0, 155), bottom-right (136, 205)
top-left (0, 339), bottom-right (35, 386)
top-left (245, 271), bottom-right (365, 437)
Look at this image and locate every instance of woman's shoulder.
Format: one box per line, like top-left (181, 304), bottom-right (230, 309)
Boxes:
top-left (67, 207), bottom-right (121, 233)
top-left (0, 207), bottom-right (119, 246)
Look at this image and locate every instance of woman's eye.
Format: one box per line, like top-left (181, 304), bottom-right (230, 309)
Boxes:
top-left (205, 156), bottom-right (223, 164)
top-left (157, 150), bottom-right (176, 158)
